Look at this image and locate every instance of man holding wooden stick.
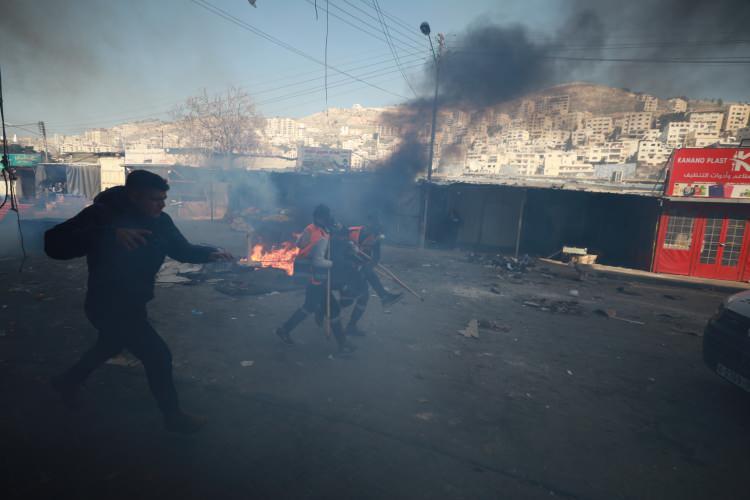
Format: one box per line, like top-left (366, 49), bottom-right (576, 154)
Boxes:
top-left (275, 204), bottom-right (355, 354)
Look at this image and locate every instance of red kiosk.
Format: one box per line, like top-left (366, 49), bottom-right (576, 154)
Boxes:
top-left (654, 146), bottom-right (750, 281)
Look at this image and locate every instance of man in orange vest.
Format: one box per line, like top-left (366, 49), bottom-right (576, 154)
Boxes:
top-left (275, 204), bottom-right (356, 354)
top-left (343, 214), bottom-right (402, 336)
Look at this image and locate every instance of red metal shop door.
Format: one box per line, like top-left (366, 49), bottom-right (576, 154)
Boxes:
top-left (692, 217), bottom-right (748, 280)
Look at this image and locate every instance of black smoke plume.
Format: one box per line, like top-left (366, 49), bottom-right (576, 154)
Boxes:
top-left (370, 0), bottom-right (750, 202)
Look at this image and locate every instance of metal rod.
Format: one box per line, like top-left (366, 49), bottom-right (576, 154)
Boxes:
top-left (356, 249), bottom-right (423, 301)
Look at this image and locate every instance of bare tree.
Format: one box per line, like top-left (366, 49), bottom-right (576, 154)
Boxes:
top-left (172, 87), bottom-right (263, 166)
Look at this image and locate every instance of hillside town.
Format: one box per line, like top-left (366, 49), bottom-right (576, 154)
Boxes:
top-left (8, 83), bottom-right (750, 182)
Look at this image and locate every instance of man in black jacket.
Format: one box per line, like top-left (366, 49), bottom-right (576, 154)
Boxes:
top-left (45, 170), bottom-right (232, 434)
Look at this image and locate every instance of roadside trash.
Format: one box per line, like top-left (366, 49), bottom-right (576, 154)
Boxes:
top-left (240, 360), bottom-right (255, 367)
top-left (567, 370), bottom-right (573, 376)
top-left (478, 319), bottom-right (511, 332)
top-left (267, 291), bottom-right (280, 296)
top-left (467, 252), bottom-right (533, 272)
top-left (414, 412), bottom-right (434, 421)
top-left (191, 309), bottom-right (203, 316)
top-left (156, 260), bottom-right (202, 285)
top-left (569, 289), bottom-right (579, 297)
top-left (522, 297), bottom-right (582, 315)
top-left (616, 286), bottom-right (641, 296)
top-left (594, 308), bottom-right (645, 325)
top-left (490, 286), bottom-right (501, 294)
top-left (459, 319), bottom-right (479, 339)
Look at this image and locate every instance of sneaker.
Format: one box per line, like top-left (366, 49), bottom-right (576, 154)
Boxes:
top-left (381, 291), bottom-right (403, 307)
top-left (275, 328), bottom-right (294, 345)
top-left (51, 375), bottom-right (80, 410)
top-left (164, 412), bottom-right (208, 434)
top-left (346, 324), bottom-right (366, 337)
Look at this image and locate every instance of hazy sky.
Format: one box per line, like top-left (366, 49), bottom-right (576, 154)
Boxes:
top-left (1, 0), bottom-right (748, 136)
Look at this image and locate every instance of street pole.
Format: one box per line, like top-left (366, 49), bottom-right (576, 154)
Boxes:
top-left (419, 26), bottom-right (442, 249)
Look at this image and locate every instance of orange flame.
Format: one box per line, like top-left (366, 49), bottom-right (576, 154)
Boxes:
top-left (250, 241), bottom-right (299, 276)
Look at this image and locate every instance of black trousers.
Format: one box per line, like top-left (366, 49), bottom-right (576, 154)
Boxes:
top-left (363, 264), bottom-right (387, 298)
top-left (63, 301), bottom-right (180, 415)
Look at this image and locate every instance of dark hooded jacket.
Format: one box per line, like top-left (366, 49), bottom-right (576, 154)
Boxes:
top-left (44, 186), bottom-right (215, 307)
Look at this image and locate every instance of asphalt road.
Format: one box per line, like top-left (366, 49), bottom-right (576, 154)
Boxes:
top-left (1, 221), bottom-right (749, 500)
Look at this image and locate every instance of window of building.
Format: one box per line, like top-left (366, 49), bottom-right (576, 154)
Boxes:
top-left (722, 219), bottom-right (746, 267)
top-left (663, 215), bottom-right (694, 250)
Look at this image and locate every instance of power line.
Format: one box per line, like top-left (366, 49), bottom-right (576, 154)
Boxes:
top-left (357, 0), bottom-right (424, 45)
top-left (43, 49), bottom-right (423, 129)
top-left (445, 48), bottom-right (750, 64)
top-left (340, 0), bottom-right (426, 48)
top-left (256, 59), bottom-right (426, 107)
top-left (303, 0), bottom-right (423, 52)
top-left (372, 0), bottom-right (417, 96)
top-left (44, 50), bottom-right (429, 130)
top-left (191, 0), bottom-right (408, 99)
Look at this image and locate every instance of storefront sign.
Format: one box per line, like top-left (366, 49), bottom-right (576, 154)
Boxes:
top-left (667, 148), bottom-right (750, 199)
top-left (8, 153), bottom-right (42, 168)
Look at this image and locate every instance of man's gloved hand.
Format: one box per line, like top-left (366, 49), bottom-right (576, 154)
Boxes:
top-left (115, 228), bottom-right (152, 251)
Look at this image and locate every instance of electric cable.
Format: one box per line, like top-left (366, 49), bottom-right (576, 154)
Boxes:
top-left (191, 0), bottom-right (408, 100)
top-left (372, 0), bottom-right (418, 97)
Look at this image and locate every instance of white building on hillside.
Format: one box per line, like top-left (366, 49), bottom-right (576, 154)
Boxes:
top-left (725, 104), bottom-right (750, 132)
top-left (689, 111), bottom-right (724, 135)
top-left (622, 112), bottom-right (653, 136)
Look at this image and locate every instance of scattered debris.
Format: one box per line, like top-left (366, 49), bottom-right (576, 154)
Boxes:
top-left (240, 360), bottom-right (255, 367)
top-left (567, 370), bottom-right (574, 376)
top-left (266, 291), bottom-right (280, 296)
top-left (156, 260), bottom-right (203, 285)
top-left (521, 297), bottom-right (583, 315)
top-left (594, 308), bottom-right (645, 325)
top-left (616, 286), bottom-right (641, 296)
top-left (458, 319), bottom-right (480, 339)
top-left (467, 253), bottom-right (533, 273)
top-left (490, 286), bottom-right (502, 294)
top-left (414, 412), bottom-right (434, 421)
top-left (569, 289), bottom-right (579, 297)
top-left (477, 319), bottom-right (511, 332)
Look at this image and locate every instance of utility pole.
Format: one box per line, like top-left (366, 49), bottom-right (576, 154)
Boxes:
top-left (37, 121), bottom-right (49, 162)
top-left (419, 22), bottom-right (444, 249)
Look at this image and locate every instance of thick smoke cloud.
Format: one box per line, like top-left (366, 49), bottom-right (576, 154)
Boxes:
top-left (370, 0), bottom-right (750, 198)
